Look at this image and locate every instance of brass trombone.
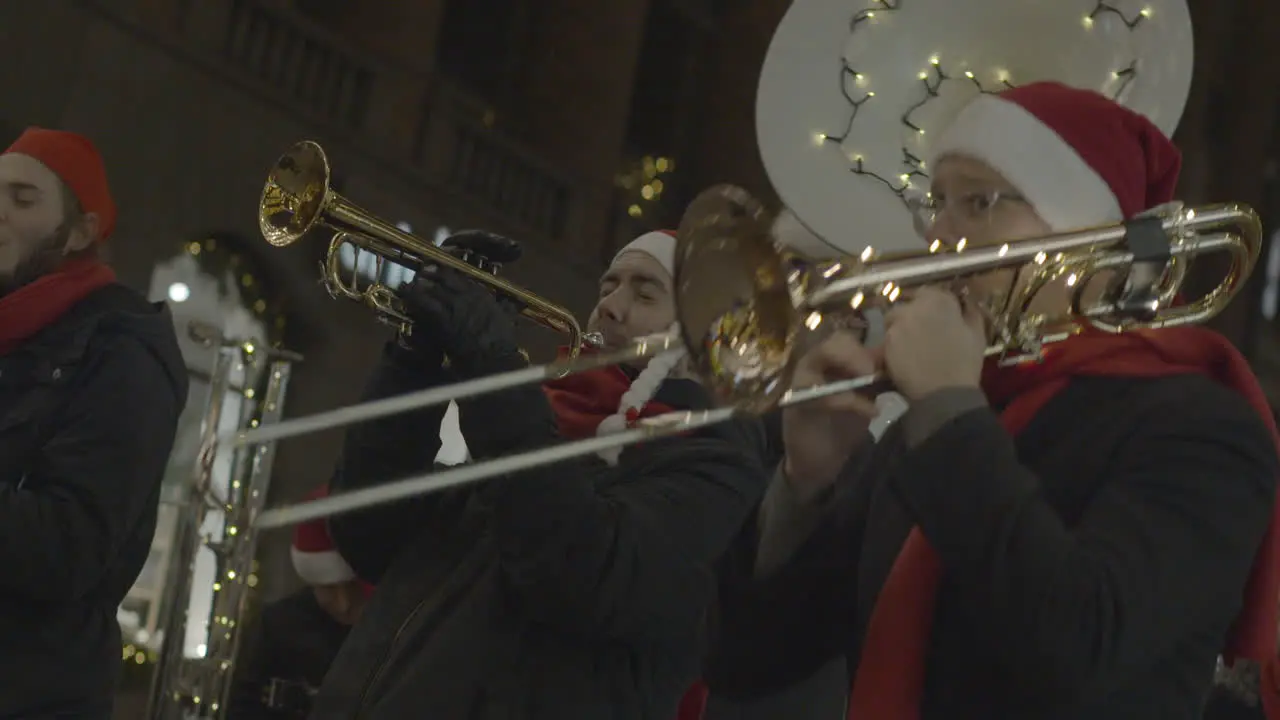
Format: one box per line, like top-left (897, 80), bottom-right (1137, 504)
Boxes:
top-left (258, 140), bottom-right (586, 353)
top-left (241, 184), bottom-right (1262, 529)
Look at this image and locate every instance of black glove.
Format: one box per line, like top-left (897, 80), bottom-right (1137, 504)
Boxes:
top-left (439, 230), bottom-right (523, 274)
top-left (399, 266), bottom-right (525, 377)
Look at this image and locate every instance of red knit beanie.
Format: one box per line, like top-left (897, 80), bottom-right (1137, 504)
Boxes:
top-left (290, 486), bottom-right (357, 586)
top-left (928, 81), bottom-right (1182, 231)
top-left (3, 127), bottom-right (117, 242)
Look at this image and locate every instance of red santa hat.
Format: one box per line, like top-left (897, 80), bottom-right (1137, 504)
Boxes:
top-left (290, 487), bottom-right (357, 586)
top-left (3, 127), bottom-right (117, 242)
top-left (926, 81), bottom-right (1182, 231)
top-left (594, 230), bottom-right (686, 465)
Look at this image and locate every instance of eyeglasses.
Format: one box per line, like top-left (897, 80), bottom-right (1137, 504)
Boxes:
top-left (907, 189), bottom-right (1029, 240)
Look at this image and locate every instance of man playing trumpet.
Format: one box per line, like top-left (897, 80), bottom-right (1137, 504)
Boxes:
top-left (312, 230), bottom-right (772, 718)
top-left (706, 81), bottom-right (1280, 719)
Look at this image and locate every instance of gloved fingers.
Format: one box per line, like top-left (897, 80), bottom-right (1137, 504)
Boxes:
top-left (407, 291), bottom-right (451, 328)
top-left (495, 295), bottom-right (525, 317)
top-left (400, 275), bottom-right (451, 316)
top-left (417, 265), bottom-right (494, 300)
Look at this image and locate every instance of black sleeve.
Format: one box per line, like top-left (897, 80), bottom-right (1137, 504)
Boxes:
top-left (329, 342), bottom-right (471, 583)
top-left (703, 443), bottom-right (878, 700)
top-left (228, 609), bottom-right (276, 720)
top-left (0, 338), bottom-right (179, 601)
top-left (890, 381), bottom-right (1278, 705)
top-left (461, 381), bottom-right (773, 647)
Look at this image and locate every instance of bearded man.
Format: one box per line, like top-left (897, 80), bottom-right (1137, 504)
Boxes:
top-left (0, 127), bottom-right (187, 717)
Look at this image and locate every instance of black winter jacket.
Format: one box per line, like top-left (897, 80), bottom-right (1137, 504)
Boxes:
top-left (229, 588), bottom-right (353, 719)
top-left (707, 374), bottom-right (1278, 720)
top-left (317, 344), bottom-right (771, 719)
top-left (0, 284), bottom-right (187, 718)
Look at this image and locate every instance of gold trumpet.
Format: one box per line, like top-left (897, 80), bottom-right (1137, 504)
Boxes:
top-left (241, 184), bottom-right (1262, 528)
top-left (258, 140), bottom-right (586, 355)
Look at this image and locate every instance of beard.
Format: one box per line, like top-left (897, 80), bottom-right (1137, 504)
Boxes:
top-left (0, 223), bottom-right (73, 297)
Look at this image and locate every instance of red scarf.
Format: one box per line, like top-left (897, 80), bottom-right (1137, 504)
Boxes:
top-left (540, 345), bottom-right (676, 440)
top-left (674, 681), bottom-right (708, 720)
top-left (1262, 655), bottom-right (1280, 718)
top-left (847, 327), bottom-right (1280, 720)
top-left (0, 257), bottom-right (116, 355)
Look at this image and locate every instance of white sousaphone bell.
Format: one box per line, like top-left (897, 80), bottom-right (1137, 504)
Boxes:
top-left (759, 0), bottom-right (1194, 257)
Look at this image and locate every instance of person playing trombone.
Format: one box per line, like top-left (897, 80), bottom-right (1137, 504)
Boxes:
top-left (704, 81), bottom-right (1280, 719)
top-left (312, 229), bottom-right (772, 718)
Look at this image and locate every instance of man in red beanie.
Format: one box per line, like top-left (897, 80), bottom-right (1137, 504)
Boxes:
top-left (311, 229), bottom-right (771, 719)
top-left (230, 486), bottom-right (370, 719)
top-left (0, 127), bottom-right (187, 717)
top-left (705, 81), bottom-right (1279, 720)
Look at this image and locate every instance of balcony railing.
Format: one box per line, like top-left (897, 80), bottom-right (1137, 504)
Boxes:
top-left (84, 0), bottom-right (592, 262)
top-left (407, 84), bottom-right (574, 241)
top-left (222, 0), bottom-right (373, 130)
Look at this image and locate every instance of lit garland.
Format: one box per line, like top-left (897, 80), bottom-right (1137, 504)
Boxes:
top-left (118, 551), bottom-right (263, 670)
top-left (185, 235), bottom-right (289, 345)
top-left (118, 332), bottom-right (274, 674)
top-left (616, 155), bottom-right (677, 221)
top-left (817, 0), bottom-right (1151, 209)
top-left (122, 643), bottom-right (159, 666)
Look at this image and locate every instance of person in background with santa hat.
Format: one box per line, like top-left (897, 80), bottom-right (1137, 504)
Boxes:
top-left (704, 81), bottom-right (1280, 720)
top-left (230, 486), bottom-right (370, 719)
top-left (311, 228), bottom-right (771, 719)
top-left (0, 127), bottom-right (187, 718)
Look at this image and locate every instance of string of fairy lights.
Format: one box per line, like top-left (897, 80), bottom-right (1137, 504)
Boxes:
top-left (121, 342), bottom-right (272, 672)
top-left (185, 236), bottom-right (288, 344)
top-left (617, 155), bottom-right (677, 221)
top-left (120, 356), bottom-right (271, 671)
top-left (818, 0), bottom-right (1152, 209)
top-left (121, 237), bottom-right (282, 671)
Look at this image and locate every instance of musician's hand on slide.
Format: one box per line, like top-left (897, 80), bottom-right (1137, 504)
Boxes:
top-left (882, 286), bottom-right (986, 401)
top-left (400, 267), bottom-right (523, 376)
top-left (781, 330), bottom-right (881, 504)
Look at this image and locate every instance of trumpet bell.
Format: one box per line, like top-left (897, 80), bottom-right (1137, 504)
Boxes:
top-left (260, 140), bottom-right (332, 248)
top-left (674, 185), bottom-right (801, 413)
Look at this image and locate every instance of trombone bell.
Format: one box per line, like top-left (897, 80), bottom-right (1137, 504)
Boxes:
top-left (674, 187), bottom-right (801, 414)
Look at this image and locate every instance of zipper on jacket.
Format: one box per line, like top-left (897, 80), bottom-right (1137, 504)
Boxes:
top-left (355, 593), bottom-right (432, 718)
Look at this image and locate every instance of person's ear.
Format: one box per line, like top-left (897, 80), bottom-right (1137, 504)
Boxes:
top-left (63, 212), bottom-right (99, 254)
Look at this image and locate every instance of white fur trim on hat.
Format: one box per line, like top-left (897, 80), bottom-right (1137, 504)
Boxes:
top-left (290, 546), bottom-right (357, 586)
top-left (595, 323), bottom-right (685, 465)
top-left (613, 231), bottom-right (676, 279)
top-left (927, 95), bottom-right (1122, 232)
